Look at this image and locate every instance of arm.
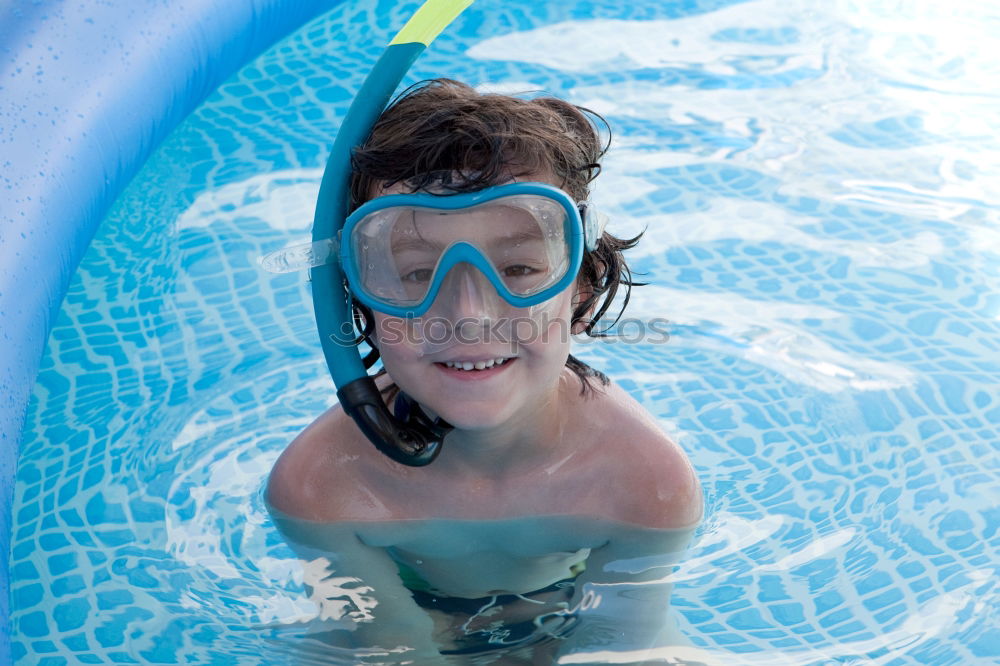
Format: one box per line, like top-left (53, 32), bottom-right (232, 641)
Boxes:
top-left (547, 387), bottom-right (705, 662)
top-left (552, 526), bottom-right (695, 665)
top-left (270, 512), bottom-right (449, 663)
top-left (265, 415), bottom-right (449, 662)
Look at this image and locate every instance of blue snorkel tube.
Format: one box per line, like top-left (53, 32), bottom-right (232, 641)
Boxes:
top-left (311, 0), bottom-right (473, 466)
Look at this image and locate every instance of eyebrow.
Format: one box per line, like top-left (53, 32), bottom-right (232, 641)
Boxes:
top-left (390, 227), bottom-right (545, 254)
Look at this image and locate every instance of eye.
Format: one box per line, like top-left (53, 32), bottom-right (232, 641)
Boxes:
top-left (501, 264), bottom-right (541, 278)
top-left (400, 267), bottom-right (433, 283)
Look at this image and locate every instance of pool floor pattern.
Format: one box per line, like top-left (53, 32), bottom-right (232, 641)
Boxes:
top-left (10, 0), bottom-right (1000, 663)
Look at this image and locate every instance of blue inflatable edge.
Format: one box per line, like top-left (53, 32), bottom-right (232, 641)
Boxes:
top-left (0, 0), bottom-right (346, 658)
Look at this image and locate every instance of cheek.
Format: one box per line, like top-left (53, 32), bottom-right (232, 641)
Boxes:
top-left (517, 292), bottom-right (575, 352)
top-left (371, 317), bottom-right (426, 390)
top-left (372, 316), bottom-right (417, 359)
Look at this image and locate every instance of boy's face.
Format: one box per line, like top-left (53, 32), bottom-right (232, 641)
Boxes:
top-left (368, 174), bottom-right (581, 431)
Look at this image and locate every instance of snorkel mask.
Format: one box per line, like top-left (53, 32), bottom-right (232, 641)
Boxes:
top-left (264, 0), bottom-right (607, 466)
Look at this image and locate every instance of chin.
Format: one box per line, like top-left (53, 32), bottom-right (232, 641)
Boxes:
top-left (426, 398), bottom-right (513, 431)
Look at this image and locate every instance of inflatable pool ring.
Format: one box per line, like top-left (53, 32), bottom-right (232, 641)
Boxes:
top-left (0, 0), bottom-right (351, 657)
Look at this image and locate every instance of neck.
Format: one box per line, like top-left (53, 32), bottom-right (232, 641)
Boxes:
top-left (425, 373), bottom-right (572, 476)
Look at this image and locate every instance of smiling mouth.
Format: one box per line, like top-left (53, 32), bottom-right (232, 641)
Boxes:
top-left (437, 356), bottom-right (512, 372)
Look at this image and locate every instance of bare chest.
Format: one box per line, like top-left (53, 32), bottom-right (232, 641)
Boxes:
top-left (367, 456), bottom-right (613, 522)
top-left (354, 517), bottom-right (608, 597)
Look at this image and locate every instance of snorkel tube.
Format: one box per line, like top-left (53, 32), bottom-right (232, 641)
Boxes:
top-left (311, 0), bottom-right (473, 466)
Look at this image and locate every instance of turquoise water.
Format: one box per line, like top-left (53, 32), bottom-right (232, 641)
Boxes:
top-left (10, 0), bottom-right (1000, 663)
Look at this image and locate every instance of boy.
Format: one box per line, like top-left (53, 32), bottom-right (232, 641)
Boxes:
top-left (267, 79), bottom-right (702, 664)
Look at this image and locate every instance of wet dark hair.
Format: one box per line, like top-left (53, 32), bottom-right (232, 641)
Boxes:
top-left (347, 78), bottom-right (643, 394)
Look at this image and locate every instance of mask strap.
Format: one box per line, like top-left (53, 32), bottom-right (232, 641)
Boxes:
top-left (259, 237), bottom-right (338, 273)
top-left (579, 201), bottom-right (609, 251)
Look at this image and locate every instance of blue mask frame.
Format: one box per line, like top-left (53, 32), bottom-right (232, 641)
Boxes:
top-left (341, 182), bottom-right (586, 318)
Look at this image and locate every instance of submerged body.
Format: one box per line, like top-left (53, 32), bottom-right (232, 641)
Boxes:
top-left (268, 367), bottom-right (702, 661)
top-left (269, 509), bottom-right (695, 657)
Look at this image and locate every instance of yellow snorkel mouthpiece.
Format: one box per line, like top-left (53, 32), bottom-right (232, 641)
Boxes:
top-left (390, 0), bottom-right (474, 46)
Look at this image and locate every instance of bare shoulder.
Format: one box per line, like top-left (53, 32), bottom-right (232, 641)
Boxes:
top-left (576, 380), bottom-right (703, 530)
top-left (266, 405), bottom-right (394, 522)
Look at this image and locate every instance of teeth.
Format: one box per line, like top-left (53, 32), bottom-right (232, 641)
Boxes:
top-left (444, 357), bottom-right (509, 371)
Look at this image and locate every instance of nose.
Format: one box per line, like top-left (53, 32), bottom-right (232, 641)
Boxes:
top-left (432, 263), bottom-right (499, 322)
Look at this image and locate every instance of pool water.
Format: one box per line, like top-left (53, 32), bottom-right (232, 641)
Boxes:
top-left (10, 0), bottom-right (1000, 663)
